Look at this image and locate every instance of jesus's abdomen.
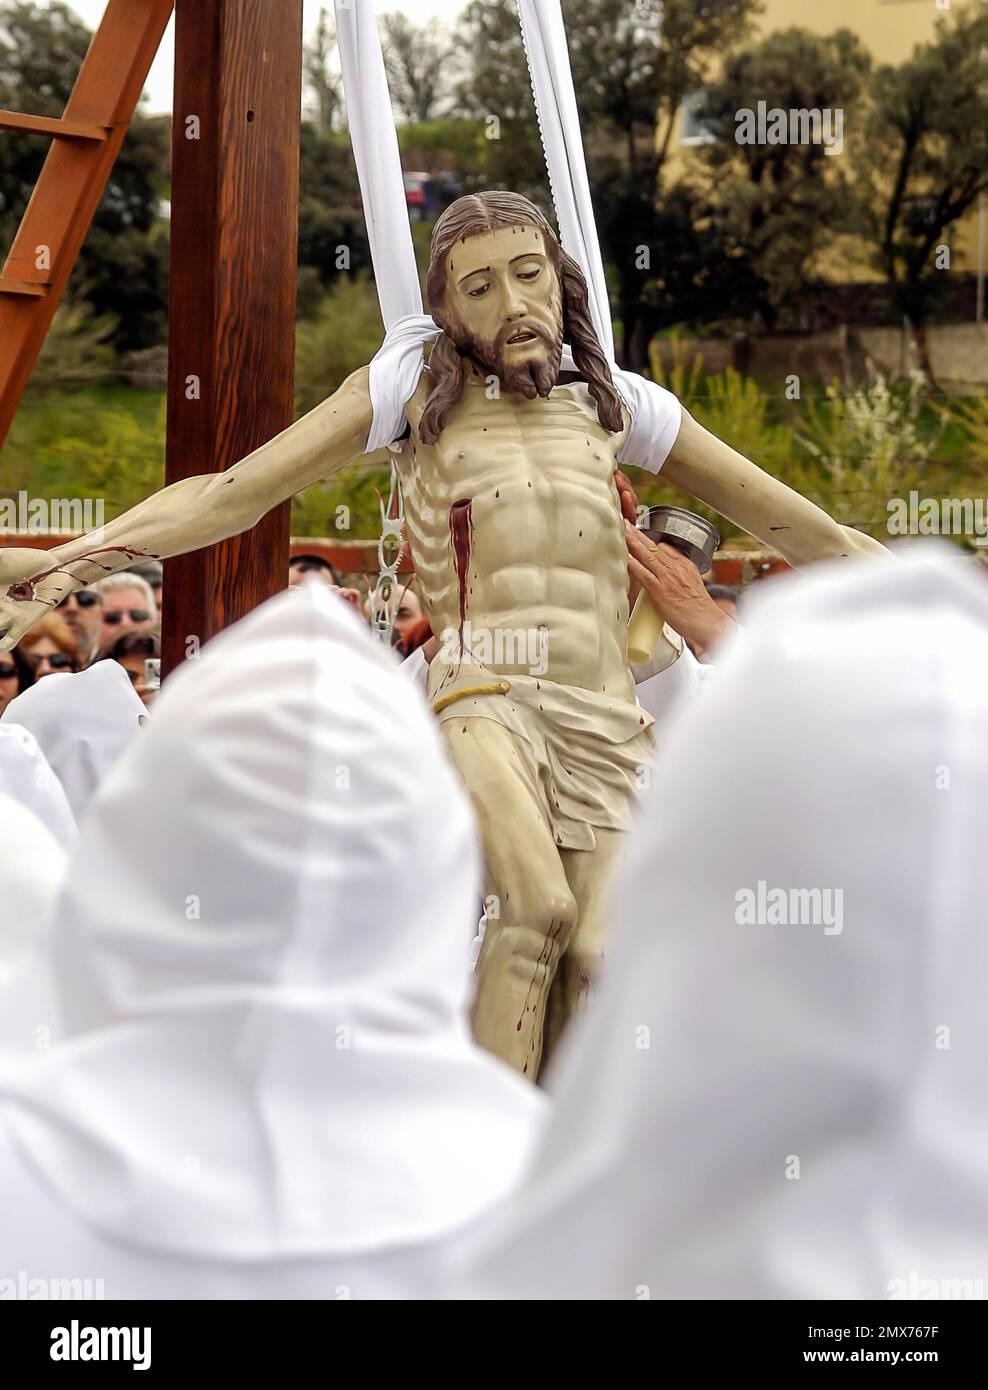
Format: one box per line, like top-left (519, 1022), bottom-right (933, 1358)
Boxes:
top-left (399, 385), bottom-right (634, 699)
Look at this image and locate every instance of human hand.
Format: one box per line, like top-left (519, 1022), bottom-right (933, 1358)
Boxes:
top-left (624, 522), bottom-right (734, 659)
top-left (613, 468), bottom-right (639, 525)
top-left (614, 470), bottom-right (644, 605)
top-left (335, 586), bottom-right (364, 613)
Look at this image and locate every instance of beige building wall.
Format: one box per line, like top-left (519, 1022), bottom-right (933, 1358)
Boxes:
top-left (756, 0), bottom-right (945, 63)
top-left (669, 0), bottom-right (985, 282)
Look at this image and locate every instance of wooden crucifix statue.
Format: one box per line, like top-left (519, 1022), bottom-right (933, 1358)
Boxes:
top-left (0, 192), bottom-right (885, 1080)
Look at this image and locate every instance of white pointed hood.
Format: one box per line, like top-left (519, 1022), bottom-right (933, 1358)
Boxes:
top-left (0, 661), bottom-right (145, 822)
top-left (460, 547), bottom-right (988, 1299)
top-left (0, 723), bottom-right (77, 851)
top-left (0, 583), bottom-right (542, 1261)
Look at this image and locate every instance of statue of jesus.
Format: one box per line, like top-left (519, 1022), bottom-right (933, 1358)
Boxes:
top-left (0, 192), bottom-right (885, 1080)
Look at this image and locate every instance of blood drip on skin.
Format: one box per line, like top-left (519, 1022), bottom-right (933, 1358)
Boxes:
top-left (516, 916), bottom-right (565, 1035)
top-left (448, 498), bottom-right (473, 661)
top-left (6, 544), bottom-right (152, 604)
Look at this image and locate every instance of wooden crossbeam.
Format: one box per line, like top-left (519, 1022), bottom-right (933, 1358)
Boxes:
top-left (0, 110), bottom-right (109, 141)
top-left (0, 279), bottom-right (49, 298)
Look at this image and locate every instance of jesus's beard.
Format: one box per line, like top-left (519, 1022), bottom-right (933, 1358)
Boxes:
top-left (452, 317), bottom-right (564, 400)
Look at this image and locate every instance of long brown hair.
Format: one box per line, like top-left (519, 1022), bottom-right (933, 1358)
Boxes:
top-left (419, 191), bottom-right (624, 445)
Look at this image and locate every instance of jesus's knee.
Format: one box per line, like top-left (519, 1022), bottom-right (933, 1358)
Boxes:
top-left (486, 886), bottom-right (578, 974)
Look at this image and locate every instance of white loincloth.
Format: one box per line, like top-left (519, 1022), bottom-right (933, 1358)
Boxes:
top-left (429, 660), bottom-right (654, 852)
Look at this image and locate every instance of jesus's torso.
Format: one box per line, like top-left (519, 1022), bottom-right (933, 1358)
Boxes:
top-left (398, 375), bottom-right (635, 703)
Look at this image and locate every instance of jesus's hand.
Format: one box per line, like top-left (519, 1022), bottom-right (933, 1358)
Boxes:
top-left (0, 548), bottom-right (69, 654)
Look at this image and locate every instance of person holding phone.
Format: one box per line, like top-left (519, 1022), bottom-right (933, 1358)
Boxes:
top-left (92, 629), bottom-right (161, 708)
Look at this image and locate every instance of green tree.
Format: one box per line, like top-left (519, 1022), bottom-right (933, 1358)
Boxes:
top-left (0, 2), bottom-right (170, 351)
top-left (297, 124), bottom-right (370, 292)
top-left (302, 6), bottom-right (342, 132)
top-left (0, 0), bottom-right (91, 247)
top-left (453, 0), bottom-right (547, 201)
top-left (381, 13), bottom-right (454, 124)
top-left (852, 3), bottom-right (988, 381)
top-left (72, 114), bottom-right (171, 351)
top-left (696, 28), bottom-right (872, 328)
top-left (564, 0), bottom-right (760, 365)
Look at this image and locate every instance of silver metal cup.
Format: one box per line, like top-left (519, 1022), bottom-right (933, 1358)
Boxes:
top-left (640, 505), bottom-right (720, 574)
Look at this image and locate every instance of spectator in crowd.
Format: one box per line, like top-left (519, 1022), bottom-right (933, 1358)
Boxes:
top-left (128, 560), bottom-right (164, 617)
top-left (456, 548), bottom-right (988, 1300)
top-left (391, 583), bottom-right (425, 647)
top-left (365, 581), bottom-right (425, 648)
top-left (288, 553), bottom-right (363, 611)
top-left (705, 582), bottom-right (740, 623)
top-left (0, 645), bottom-right (34, 718)
top-left (91, 629), bottom-right (161, 708)
top-left (288, 553), bottom-right (340, 587)
top-left (54, 588), bottom-right (103, 665)
top-left (92, 571), bottom-right (157, 644)
top-left (0, 659), bottom-right (146, 821)
top-left (0, 582), bottom-right (542, 1298)
top-left (16, 612), bottom-right (81, 678)
top-left (397, 614), bottom-right (433, 659)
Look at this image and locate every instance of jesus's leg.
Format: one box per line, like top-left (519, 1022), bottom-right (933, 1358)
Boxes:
top-left (440, 717), bottom-right (576, 1079)
top-left (543, 827), bottom-right (629, 1069)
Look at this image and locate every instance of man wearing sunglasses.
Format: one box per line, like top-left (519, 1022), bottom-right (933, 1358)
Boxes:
top-left (91, 572), bottom-right (157, 646)
top-left (55, 587), bottom-right (103, 665)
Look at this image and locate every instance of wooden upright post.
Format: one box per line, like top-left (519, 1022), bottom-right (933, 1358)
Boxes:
top-left (162, 0), bottom-right (302, 674)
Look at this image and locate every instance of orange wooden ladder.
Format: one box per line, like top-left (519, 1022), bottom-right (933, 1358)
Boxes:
top-left (0, 0), bottom-right (174, 450)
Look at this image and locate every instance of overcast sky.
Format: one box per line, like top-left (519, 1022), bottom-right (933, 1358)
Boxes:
top-left (66, 1), bottom-right (467, 113)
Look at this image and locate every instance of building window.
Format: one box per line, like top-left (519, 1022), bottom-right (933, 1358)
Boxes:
top-left (681, 89), bottom-right (716, 146)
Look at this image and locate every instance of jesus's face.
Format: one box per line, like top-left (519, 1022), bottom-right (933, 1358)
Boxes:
top-left (438, 224), bottom-right (563, 398)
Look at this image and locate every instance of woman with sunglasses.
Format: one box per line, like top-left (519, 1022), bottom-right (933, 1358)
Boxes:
top-left (16, 613), bottom-right (81, 680)
top-left (0, 646), bottom-right (34, 718)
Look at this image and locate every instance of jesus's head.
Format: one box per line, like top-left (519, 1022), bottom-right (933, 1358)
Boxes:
top-left (419, 191), bottom-right (623, 445)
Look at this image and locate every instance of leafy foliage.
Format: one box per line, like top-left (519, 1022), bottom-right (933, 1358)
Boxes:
top-left (851, 2), bottom-right (988, 374)
top-left (697, 28), bottom-right (872, 326)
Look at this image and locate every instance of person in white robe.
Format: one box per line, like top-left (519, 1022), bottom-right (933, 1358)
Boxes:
top-left (0, 582), bottom-right (543, 1299)
top-left (454, 546), bottom-right (988, 1300)
top-left (0, 660), bottom-right (145, 823)
top-left (0, 723), bottom-right (77, 850)
top-left (0, 791), bottom-right (66, 985)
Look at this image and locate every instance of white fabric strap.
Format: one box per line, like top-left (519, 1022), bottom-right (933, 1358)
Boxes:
top-left (515, 0), bottom-right (614, 361)
top-left (335, 0), bottom-right (431, 451)
top-left (334, 0), bottom-right (422, 330)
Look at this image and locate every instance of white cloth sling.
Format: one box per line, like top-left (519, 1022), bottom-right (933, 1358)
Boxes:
top-left (335, 0), bottom-right (680, 469)
top-left (0, 583), bottom-right (543, 1297)
top-left (456, 547), bottom-right (988, 1299)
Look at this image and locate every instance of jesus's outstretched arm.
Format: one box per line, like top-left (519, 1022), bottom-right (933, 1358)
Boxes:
top-left (0, 367), bottom-right (373, 652)
top-left (663, 410), bottom-right (888, 564)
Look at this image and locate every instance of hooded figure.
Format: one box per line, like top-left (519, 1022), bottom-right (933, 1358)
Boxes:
top-left (0, 583), bottom-right (543, 1299)
top-left (0, 790), bottom-right (67, 985)
top-left (457, 548), bottom-right (988, 1300)
top-left (0, 660), bottom-right (145, 823)
top-left (0, 723), bottom-right (77, 851)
